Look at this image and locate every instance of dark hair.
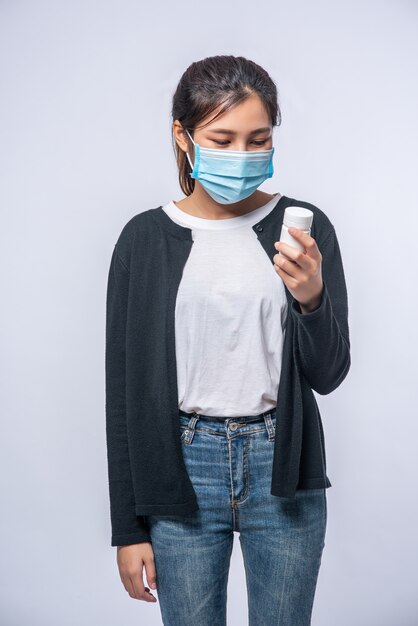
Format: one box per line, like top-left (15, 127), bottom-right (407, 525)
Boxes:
top-left (171, 55), bottom-right (282, 196)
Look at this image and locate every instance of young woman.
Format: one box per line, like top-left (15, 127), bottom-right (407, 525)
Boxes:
top-left (105, 55), bottom-right (351, 626)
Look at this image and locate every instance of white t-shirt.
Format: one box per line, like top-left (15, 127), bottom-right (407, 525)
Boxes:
top-left (162, 193), bottom-right (288, 417)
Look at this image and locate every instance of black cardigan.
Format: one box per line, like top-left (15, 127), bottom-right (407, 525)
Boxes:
top-left (105, 194), bottom-right (351, 546)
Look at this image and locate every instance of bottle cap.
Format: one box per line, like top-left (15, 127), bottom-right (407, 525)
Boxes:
top-left (283, 206), bottom-right (314, 230)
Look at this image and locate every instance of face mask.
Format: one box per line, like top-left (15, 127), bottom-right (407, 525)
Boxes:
top-left (184, 128), bottom-right (275, 204)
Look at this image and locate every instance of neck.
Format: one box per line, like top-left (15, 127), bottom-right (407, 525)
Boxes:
top-left (174, 187), bottom-right (279, 220)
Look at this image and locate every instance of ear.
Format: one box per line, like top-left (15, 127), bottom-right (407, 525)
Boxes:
top-left (173, 120), bottom-right (189, 153)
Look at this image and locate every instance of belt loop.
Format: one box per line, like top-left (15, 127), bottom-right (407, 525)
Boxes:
top-left (263, 411), bottom-right (276, 441)
top-left (181, 412), bottom-right (200, 444)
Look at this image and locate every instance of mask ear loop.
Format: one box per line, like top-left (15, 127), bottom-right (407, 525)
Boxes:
top-left (184, 127), bottom-right (195, 172)
top-left (186, 151), bottom-right (194, 170)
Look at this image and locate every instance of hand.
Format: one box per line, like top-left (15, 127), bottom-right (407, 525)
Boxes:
top-left (273, 227), bottom-right (324, 313)
top-left (117, 542), bottom-right (158, 602)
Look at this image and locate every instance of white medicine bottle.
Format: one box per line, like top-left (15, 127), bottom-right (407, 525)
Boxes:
top-left (279, 206), bottom-right (314, 253)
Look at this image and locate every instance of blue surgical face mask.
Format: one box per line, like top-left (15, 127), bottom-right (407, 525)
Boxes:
top-left (184, 128), bottom-right (275, 204)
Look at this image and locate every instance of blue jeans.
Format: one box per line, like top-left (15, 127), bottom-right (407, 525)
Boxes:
top-left (147, 409), bottom-right (327, 626)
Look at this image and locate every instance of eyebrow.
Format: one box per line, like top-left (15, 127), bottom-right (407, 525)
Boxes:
top-left (207, 127), bottom-right (272, 135)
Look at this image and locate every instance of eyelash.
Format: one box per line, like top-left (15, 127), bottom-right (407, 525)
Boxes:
top-left (213, 140), bottom-right (268, 146)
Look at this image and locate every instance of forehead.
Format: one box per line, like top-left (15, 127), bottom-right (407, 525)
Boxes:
top-left (200, 95), bottom-right (271, 133)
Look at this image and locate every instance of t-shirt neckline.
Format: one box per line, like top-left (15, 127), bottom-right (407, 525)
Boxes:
top-left (165, 193), bottom-right (282, 230)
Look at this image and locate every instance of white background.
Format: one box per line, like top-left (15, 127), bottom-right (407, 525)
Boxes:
top-left (1, 1), bottom-right (417, 624)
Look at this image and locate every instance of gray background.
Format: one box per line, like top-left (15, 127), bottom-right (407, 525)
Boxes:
top-left (1, 0), bottom-right (417, 624)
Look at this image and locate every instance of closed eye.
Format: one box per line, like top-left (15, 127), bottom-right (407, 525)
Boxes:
top-left (213, 140), bottom-right (268, 147)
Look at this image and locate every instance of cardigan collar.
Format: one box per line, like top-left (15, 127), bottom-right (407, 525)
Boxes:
top-left (150, 194), bottom-right (293, 240)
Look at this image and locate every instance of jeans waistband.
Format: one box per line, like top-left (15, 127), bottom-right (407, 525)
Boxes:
top-left (178, 407), bottom-right (276, 423)
top-left (178, 407), bottom-right (277, 442)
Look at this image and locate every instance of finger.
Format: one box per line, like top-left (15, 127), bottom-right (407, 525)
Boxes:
top-left (120, 567), bottom-right (157, 603)
top-left (274, 262), bottom-right (299, 290)
top-left (273, 242), bottom-right (316, 274)
top-left (274, 241), bottom-right (312, 270)
top-left (131, 572), bottom-right (157, 602)
top-left (286, 227), bottom-right (320, 259)
top-left (121, 572), bottom-right (136, 598)
top-left (273, 251), bottom-right (307, 280)
top-left (144, 556), bottom-right (158, 591)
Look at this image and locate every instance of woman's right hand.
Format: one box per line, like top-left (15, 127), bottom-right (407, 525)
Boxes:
top-left (116, 542), bottom-right (158, 602)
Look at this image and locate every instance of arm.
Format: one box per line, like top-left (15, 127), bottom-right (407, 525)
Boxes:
top-left (105, 244), bottom-right (151, 546)
top-left (290, 227), bottom-right (351, 395)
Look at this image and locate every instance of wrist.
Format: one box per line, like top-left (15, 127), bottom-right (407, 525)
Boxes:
top-left (299, 284), bottom-right (324, 314)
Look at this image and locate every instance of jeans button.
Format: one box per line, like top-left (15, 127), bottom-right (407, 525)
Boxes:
top-left (229, 423), bottom-right (239, 431)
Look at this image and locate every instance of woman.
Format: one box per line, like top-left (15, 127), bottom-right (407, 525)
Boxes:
top-left (105, 55), bottom-right (351, 626)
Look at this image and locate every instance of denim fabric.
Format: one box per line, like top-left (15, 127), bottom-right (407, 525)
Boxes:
top-left (146, 409), bottom-right (327, 626)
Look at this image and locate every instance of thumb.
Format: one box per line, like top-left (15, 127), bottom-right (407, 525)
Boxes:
top-left (145, 556), bottom-right (158, 590)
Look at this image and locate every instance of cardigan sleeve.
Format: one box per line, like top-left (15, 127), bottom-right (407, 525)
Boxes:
top-left (290, 226), bottom-right (351, 395)
top-left (105, 244), bottom-right (151, 546)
